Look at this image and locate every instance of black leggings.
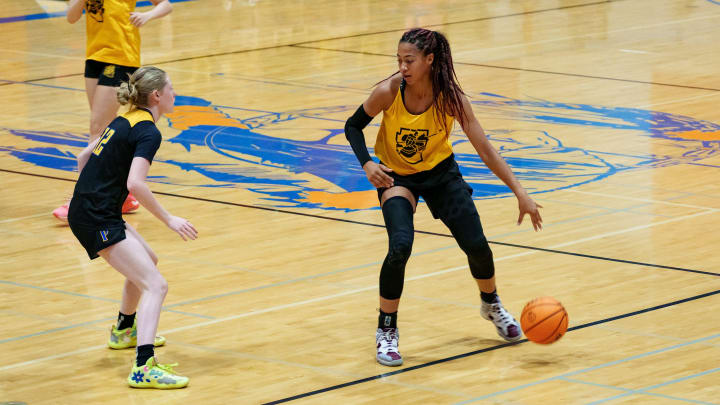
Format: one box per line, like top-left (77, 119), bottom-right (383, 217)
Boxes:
top-left (379, 194), bottom-right (495, 300)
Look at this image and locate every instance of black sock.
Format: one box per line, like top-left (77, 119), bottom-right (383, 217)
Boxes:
top-left (481, 289), bottom-right (498, 304)
top-left (378, 310), bottom-right (397, 329)
top-left (136, 344), bottom-right (155, 367)
top-left (117, 312), bottom-right (135, 330)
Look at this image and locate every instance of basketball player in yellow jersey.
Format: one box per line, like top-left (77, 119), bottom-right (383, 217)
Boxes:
top-left (345, 28), bottom-right (543, 367)
top-left (53, 0), bottom-right (172, 222)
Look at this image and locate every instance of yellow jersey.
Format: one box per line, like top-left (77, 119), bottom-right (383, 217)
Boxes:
top-left (374, 86), bottom-right (455, 175)
top-left (85, 0), bottom-right (141, 67)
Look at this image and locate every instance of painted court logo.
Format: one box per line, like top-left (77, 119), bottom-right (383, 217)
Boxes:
top-left (1, 93), bottom-right (719, 211)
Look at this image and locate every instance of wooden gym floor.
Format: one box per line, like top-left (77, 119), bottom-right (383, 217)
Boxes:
top-left (1, 0), bottom-right (719, 403)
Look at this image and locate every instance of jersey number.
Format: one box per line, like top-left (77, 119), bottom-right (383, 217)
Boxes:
top-left (92, 127), bottom-right (116, 156)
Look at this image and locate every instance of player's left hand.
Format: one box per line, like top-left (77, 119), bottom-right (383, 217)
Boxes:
top-left (129, 11), bottom-right (151, 27)
top-left (517, 194), bottom-right (543, 231)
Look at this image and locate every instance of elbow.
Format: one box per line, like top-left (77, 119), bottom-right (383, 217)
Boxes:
top-left (66, 12), bottom-right (80, 24)
top-left (127, 180), bottom-right (143, 195)
top-left (344, 120), bottom-right (353, 141)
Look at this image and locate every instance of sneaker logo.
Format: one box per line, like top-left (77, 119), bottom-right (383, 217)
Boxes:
top-left (131, 371), bottom-right (144, 383)
top-left (100, 230), bottom-right (109, 242)
top-left (383, 315), bottom-right (391, 327)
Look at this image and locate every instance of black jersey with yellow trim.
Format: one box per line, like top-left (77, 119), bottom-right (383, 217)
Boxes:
top-left (68, 108), bottom-right (161, 226)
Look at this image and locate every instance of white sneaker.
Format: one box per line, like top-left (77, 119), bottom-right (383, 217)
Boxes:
top-left (376, 328), bottom-right (403, 366)
top-left (481, 299), bottom-right (522, 341)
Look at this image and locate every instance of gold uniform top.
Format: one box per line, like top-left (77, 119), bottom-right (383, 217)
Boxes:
top-left (374, 86), bottom-right (455, 176)
top-left (85, 0), bottom-right (141, 67)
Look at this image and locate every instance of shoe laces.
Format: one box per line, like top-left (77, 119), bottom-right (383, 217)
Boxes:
top-left (378, 328), bottom-right (398, 349)
top-left (488, 303), bottom-right (514, 325)
top-left (155, 362), bottom-right (179, 374)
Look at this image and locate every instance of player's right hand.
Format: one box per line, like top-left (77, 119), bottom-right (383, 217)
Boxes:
top-left (363, 161), bottom-right (394, 188)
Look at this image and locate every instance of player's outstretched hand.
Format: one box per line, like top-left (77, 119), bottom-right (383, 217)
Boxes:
top-left (129, 11), bottom-right (151, 27)
top-left (167, 215), bottom-right (198, 241)
top-left (517, 195), bottom-right (543, 231)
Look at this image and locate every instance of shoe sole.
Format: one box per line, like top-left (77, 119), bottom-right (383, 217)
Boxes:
top-left (376, 356), bottom-right (403, 367)
top-left (108, 339), bottom-right (166, 350)
top-left (52, 213), bottom-right (68, 223)
top-left (128, 382), bottom-right (189, 389)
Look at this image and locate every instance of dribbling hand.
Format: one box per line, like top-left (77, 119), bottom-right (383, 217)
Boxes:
top-left (363, 161), bottom-right (394, 188)
top-left (517, 195), bottom-right (543, 231)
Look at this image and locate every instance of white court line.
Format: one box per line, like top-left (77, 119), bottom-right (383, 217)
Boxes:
top-left (0, 345), bottom-right (104, 372)
top-left (619, 49), bottom-right (650, 54)
top-left (1, 208), bottom-right (715, 372)
top-left (635, 92), bottom-right (720, 109)
top-left (288, 61), bottom-right (390, 81)
top-left (0, 213), bottom-right (47, 224)
top-left (0, 48), bottom-right (84, 60)
top-left (565, 190), bottom-right (720, 211)
top-left (172, 341), bottom-right (473, 398)
top-left (456, 13), bottom-right (720, 56)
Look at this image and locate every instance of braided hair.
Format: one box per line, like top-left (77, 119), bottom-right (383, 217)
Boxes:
top-left (399, 28), bottom-right (467, 133)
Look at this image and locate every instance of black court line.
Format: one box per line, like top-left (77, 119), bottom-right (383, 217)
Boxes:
top-left (262, 288), bottom-right (720, 404)
top-left (290, 45), bottom-right (720, 93)
top-left (1, 167), bottom-right (718, 279)
top-left (290, 0), bottom-right (627, 47)
top-left (4, 0), bottom-right (632, 85)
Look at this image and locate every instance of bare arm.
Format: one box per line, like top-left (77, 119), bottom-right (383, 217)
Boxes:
top-left (458, 96), bottom-right (543, 230)
top-left (130, 0), bottom-right (173, 27)
top-left (76, 138), bottom-right (101, 173)
top-left (66, 0), bottom-right (85, 24)
top-left (356, 76), bottom-right (399, 187)
top-left (127, 157), bottom-right (198, 240)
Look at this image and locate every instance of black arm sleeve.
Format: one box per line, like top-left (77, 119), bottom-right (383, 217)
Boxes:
top-left (345, 104), bottom-right (374, 168)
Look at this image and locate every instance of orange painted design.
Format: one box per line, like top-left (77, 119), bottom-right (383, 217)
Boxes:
top-left (301, 190), bottom-right (378, 210)
top-left (165, 106), bottom-right (247, 130)
top-left (666, 130), bottom-right (720, 141)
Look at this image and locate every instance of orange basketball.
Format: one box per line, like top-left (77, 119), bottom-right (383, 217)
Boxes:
top-left (520, 297), bottom-right (568, 344)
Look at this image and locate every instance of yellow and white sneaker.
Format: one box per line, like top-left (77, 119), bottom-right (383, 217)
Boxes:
top-left (128, 357), bottom-right (189, 389)
top-left (108, 320), bottom-right (166, 349)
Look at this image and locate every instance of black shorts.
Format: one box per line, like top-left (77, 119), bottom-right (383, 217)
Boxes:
top-left (84, 59), bottom-right (138, 87)
top-left (68, 221), bottom-right (127, 260)
top-left (377, 154), bottom-right (478, 221)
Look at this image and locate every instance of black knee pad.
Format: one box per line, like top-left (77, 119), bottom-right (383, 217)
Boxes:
top-left (379, 196), bottom-right (415, 300)
top-left (446, 213), bottom-right (495, 280)
top-left (466, 237), bottom-right (494, 280)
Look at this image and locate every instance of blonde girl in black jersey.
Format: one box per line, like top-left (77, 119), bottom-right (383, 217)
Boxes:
top-left (54, 0), bottom-right (172, 221)
top-left (345, 28), bottom-right (543, 367)
top-left (68, 67), bottom-right (196, 388)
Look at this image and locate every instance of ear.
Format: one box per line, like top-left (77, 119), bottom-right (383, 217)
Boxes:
top-left (426, 52), bottom-right (434, 66)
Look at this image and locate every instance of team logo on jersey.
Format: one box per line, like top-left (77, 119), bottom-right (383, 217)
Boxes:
top-left (86, 0), bottom-right (104, 22)
top-left (395, 128), bottom-right (437, 164)
top-left (102, 65), bottom-right (115, 79)
top-left (100, 230), bottom-right (109, 242)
